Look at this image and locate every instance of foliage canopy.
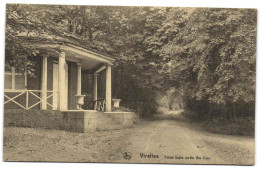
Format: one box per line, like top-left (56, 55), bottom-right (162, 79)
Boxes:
top-left (5, 5), bottom-right (256, 118)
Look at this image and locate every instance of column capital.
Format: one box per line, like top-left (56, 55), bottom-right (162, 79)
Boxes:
top-left (59, 52), bottom-right (65, 58)
top-left (106, 63), bottom-right (113, 67)
top-left (77, 62), bottom-right (83, 66)
top-left (94, 73), bottom-right (99, 76)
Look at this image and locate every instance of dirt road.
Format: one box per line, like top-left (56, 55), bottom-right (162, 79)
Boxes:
top-left (117, 120), bottom-right (254, 165)
top-left (4, 120), bottom-right (254, 165)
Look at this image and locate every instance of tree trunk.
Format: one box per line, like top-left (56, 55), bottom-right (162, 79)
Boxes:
top-left (208, 103), bottom-right (212, 120)
top-left (232, 103), bottom-right (237, 122)
top-left (224, 105), bottom-right (229, 121)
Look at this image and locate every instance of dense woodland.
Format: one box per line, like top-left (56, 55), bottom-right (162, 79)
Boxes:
top-left (6, 4), bottom-right (256, 121)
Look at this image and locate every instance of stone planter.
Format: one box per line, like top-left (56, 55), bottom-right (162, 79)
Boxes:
top-left (112, 99), bottom-right (121, 108)
top-left (75, 95), bottom-right (86, 109)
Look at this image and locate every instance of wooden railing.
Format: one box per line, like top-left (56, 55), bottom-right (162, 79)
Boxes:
top-left (95, 99), bottom-right (106, 111)
top-left (4, 89), bottom-right (56, 110)
top-left (82, 99), bottom-right (106, 111)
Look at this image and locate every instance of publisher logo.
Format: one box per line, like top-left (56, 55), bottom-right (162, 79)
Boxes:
top-left (123, 152), bottom-right (132, 160)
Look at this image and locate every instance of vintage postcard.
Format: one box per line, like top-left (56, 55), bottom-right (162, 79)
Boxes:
top-left (3, 4), bottom-right (256, 165)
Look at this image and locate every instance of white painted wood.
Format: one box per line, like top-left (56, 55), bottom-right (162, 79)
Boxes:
top-left (41, 56), bottom-right (47, 110)
top-left (105, 64), bottom-right (112, 112)
top-left (54, 61), bottom-right (68, 110)
top-left (65, 63), bottom-right (68, 109)
top-left (4, 89), bottom-right (56, 110)
top-left (60, 45), bottom-right (115, 63)
top-left (11, 67), bottom-right (15, 90)
top-left (93, 73), bottom-right (98, 110)
top-left (95, 65), bottom-right (106, 73)
top-left (26, 91), bottom-right (28, 109)
top-left (24, 56), bottom-right (28, 89)
top-left (77, 63), bottom-right (82, 95)
top-left (57, 53), bottom-right (69, 110)
top-left (24, 70), bottom-right (27, 89)
top-left (53, 63), bottom-right (59, 110)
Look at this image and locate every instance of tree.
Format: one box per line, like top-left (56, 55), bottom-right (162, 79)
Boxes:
top-left (156, 8), bottom-right (256, 120)
top-left (6, 5), bottom-right (256, 118)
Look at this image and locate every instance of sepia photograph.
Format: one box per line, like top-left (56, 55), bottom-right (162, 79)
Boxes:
top-left (1, 2), bottom-right (256, 166)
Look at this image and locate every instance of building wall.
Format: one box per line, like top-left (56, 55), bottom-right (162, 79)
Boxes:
top-left (27, 56), bottom-right (42, 109)
top-left (4, 56), bottom-right (56, 110)
top-left (4, 56), bottom-right (42, 109)
top-left (47, 57), bottom-right (54, 110)
top-left (27, 56), bottom-right (42, 90)
top-left (5, 56), bottom-right (82, 111)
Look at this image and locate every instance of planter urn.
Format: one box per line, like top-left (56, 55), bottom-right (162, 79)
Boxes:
top-left (112, 99), bottom-right (121, 108)
top-left (75, 95), bottom-right (86, 109)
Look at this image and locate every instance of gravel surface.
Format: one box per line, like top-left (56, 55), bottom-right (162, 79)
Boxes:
top-left (3, 120), bottom-right (254, 165)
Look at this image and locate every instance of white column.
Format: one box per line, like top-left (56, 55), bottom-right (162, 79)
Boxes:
top-left (105, 64), bottom-right (112, 112)
top-left (11, 67), bottom-right (15, 90)
top-left (93, 73), bottom-right (98, 110)
top-left (24, 56), bottom-right (28, 89)
top-left (41, 56), bottom-right (47, 110)
top-left (77, 63), bottom-right (82, 95)
top-left (58, 52), bottom-right (66, 110)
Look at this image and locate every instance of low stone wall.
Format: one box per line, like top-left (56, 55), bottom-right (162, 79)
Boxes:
top-left (4, 109), bottom-right (135, 133)
top-left (62, 110), bottom-right (135, 132)
top-left (104, 112), bottom-right (135, 126)
top-left (4, 109), bottom-right (64, 130)
top-left (62, 110), bottom-right (86, 133)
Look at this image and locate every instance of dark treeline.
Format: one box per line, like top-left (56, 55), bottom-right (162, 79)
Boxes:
top-left (6, 5), bottom-right (256, 120)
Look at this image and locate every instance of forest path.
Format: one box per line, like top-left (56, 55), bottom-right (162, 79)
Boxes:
top-left (4, 120), bottom-right (254, 164)
top-left (117, 120), bottom-right (254, 165)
